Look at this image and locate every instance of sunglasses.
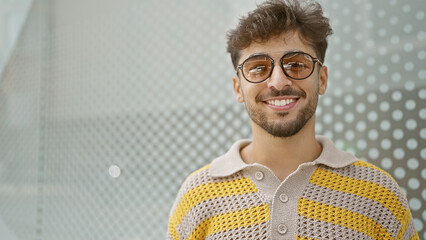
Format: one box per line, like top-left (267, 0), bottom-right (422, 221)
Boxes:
top-left (237, 51), bottom-right (323, 83)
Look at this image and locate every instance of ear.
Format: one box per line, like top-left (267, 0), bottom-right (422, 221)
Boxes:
top-left (232, 76), bottom-right (245, 103)
top-left (318, 66), bottom-right (328, 95)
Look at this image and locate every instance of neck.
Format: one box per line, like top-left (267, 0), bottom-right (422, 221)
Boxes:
top-left (241, 117), bottom-right (322, 181)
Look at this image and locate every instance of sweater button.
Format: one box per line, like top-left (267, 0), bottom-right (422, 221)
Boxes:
top-left (279, 194), bottom-right (288, 203)
top-left (277, 224), bottom-right (287, 234)
top-left (254, 171), bottom-right (264, 180)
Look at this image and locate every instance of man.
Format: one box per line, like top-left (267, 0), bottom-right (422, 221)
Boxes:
top-left (167, 0), bottom-right (419, 239)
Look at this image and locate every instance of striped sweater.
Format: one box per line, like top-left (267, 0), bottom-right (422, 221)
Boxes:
top-left (167, 136), bottom-right (419, 240)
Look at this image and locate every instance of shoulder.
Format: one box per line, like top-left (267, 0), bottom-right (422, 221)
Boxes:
top-left (335, 160), bottom-right (406, 197)
top-left (167, 164), bottom-right (212, 239)
top-left (168, 164), bottom-right (260, 240)
top-left (313, 159), bottom-right (408, 207)
top-left (168, 164), bottom-right (212, 213)
top-left (170, 164), bottom-right (255, 213)
top-left (178, 164), bottom-right (213, 195)
top-left (303, 160), bottom-right (418, 239)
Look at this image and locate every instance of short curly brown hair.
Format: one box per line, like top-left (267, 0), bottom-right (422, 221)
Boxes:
top-left (226, 0), bottom-right (333, 69)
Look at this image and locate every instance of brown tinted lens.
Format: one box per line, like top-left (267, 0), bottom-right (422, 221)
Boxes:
top-left (242, 56), bottom-right (273, 82)
top-left (282, 53), bottom-right (314, 79)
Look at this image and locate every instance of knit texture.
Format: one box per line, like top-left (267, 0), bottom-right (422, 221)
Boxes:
top-left (167, 161), bottom-right (419, 240)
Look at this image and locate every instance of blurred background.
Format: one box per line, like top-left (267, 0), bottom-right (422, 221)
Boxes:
top-left (0, 0), bottom-right (425, 239)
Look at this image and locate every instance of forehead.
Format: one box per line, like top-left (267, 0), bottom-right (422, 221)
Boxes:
top-left (239, 32), bottom-right (316, 62)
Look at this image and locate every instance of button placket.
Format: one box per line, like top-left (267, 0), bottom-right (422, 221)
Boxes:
top-left (269, 165), bottom-right (316, 239)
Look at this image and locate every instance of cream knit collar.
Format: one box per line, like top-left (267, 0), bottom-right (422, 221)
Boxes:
top-left (209, 135), bottom-right (358, 177)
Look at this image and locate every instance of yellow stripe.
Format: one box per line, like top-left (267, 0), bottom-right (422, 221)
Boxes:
top-left (169, 177), bottom-right (258, 239)
top-left (310, 167), bottom-right (406, 223)
top-left (187, 204), bottom-right (270, 240)
top-left (296, 235), bottom-right (320, 240)
top-left (298, 198), bottom-right (393, 239)
top-left (409, 231), bottom-right (420, 240)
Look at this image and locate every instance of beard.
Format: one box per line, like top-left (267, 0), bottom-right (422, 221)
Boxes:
top-left (244, 86), bottom-right (319, 138)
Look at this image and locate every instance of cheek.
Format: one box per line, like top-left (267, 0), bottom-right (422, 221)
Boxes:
top-left (303, 77), bottom-right (321, 95)
top-left (244, 83), bottom-right (266, 97)
top-left (242, 88), bottom-right (261, 104)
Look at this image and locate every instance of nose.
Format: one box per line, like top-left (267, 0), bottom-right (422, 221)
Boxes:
top-left (266, 63), bottom-right (293, 90)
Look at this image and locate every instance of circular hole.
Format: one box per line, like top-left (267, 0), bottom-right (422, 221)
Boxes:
top-left (405, 100), bottom-right (416, 110)
top-left (393, 148), bottom-right (405, 160)
top-left (405, 119), bottom-right (417, 130)
top-left (408, 197), bottom-right (421, 211)
top-left (394, 167), bottom-right (406, 179)
top-left (392, 91), bottom-right (402, 101)
top-left (380, 101), bottom-right (390, 112)
top-left (380, 120), bottom-right (391, 131)
top-left (407, 158), bottom-right (419, 170)
top-left (406, 138), bottom-right (418, 150)
top-left (392, 129), bottom-right (404, 140)
top-left (380, 139), bottom-right (392, 150)
top-left (408, 178), bottom-right (420, 190)
top-left (368, 148), bottom-right (380, 159)
top-left (381, 158), bottom-right (392, 169)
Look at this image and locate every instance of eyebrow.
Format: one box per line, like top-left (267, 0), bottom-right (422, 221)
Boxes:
top-left (246, 49), bottom-right (303, 59)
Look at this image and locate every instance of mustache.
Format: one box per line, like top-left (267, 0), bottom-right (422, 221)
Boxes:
top-left (255, 88), bottom-right (306, 103)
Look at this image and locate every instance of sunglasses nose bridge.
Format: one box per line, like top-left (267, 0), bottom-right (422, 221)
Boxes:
top-left (267, 59), bottom-right (293, 88)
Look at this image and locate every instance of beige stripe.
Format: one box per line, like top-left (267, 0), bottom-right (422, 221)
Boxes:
top-left (302, 182), bottom-right (400, 238)
top-left (310, 167), bottom-right (406, 225)
top-left (170, 166), bottom-right (244, 217)
top-left (178, 191), bottom-right (265, 239)
top-left (329, 162), bottom-right (408, 209)
top-left (297, 215), bottom-right (373, 240)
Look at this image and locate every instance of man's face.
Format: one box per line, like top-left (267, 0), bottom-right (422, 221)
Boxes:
top-left (232, 32), bottom-right (328, 138)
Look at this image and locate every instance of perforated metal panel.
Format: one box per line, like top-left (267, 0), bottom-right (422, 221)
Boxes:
top-left (0, 0), bottom-right (425, 239)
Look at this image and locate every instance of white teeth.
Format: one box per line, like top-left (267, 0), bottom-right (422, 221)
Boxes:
top-left (267, 99), bottom-right (295, 106)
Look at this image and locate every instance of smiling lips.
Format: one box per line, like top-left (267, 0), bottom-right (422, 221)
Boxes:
top-left (265, 98), bottom-right (298, 110)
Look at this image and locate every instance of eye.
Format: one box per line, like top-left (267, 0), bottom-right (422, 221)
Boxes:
top-left (248, 65), bottom-right (267, 74)
top-left (285, 61), bottom-right (306, 71)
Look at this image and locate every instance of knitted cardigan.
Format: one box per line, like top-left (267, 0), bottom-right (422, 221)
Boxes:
top-left (167, 136), bottom-right (419, 240)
